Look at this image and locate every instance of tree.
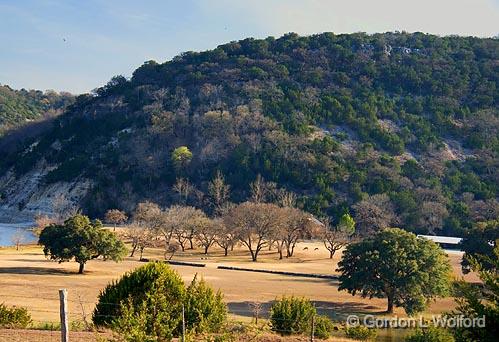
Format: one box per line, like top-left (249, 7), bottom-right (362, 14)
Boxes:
top-left (274, 207), bottom-right (309, 259)
top-left (10, 229), bottom-right (26, 251)
top-left (172, 177), bottom-right (193, 204)
top-left (337, 228), bottom-right (452, 314)
top-left (38, 214), bottom-right (127, 274)
top-left (451, 245), bottom-right (499, 342)
top-left (224, 202), bottom-right (278, 261)
top-left (105, 209), bottom-right (128, 231)
top-left (208, 171), bottom-right (230, 214)
top-left (322, 214), bottom-right (355, 259)
top-left (195, 217), bottom-right (219, 254)
top-left (249, 174), bottom-right (276, 203)
top-left (169, 206), bottom-right (205, 251)
top-left (459, 220), bottom-right (499, 274)
top-left (171, 146), bottom-right (192, 171)
top-left (352, 194), bottom-right (398, 235)
top-left (215, 222), bottom-right (237, 256)
top-left (123, 224), bottom-right (155, 259)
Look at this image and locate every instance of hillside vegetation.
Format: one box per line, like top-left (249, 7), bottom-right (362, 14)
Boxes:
top-left (0, 32), bottom-right (497, 236)
top-left (0, 85), bottom-right (74, 135)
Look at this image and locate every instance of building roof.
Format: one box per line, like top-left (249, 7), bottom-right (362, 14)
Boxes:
top-left (418, 235), bottom-right (462, 245)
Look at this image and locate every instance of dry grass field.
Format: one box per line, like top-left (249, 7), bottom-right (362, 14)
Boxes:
top-left (0, 240), bottom-right (477, 327)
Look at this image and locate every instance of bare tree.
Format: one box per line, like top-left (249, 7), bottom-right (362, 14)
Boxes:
top-left (225, 202), bottom-right (279, 262)
top-left (123, 224), bottom-right (154, 259)
top-left (172, 177), bottom-right (193, 204)
top-left (33, 214), bottom-right (57, 236)
top-left (195, 217), bottom-right (219, 254)
top-left (52, 194), bottom-right (79, 221)
top-left (322, 215), bottom-right (355, 259)
top-left (276, 190), bottom-right (298, 208)
top-left (215, 221), bottom-right (237, 256)
top-left (105, 209), bottom-right (128, 231)
top-left (208, 171), bottom-right (230, 214)
top-left (11, 229), bottom-right (25, 251)
top-left (166, 242), bottom-right (179, 260)
top-left (352, 194), bottom-right (397, 235)
top-left (249, 174), bottom-right (276, 203)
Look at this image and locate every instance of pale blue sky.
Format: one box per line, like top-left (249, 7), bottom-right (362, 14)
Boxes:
top-left (1, 0), bottom-right (498, 93)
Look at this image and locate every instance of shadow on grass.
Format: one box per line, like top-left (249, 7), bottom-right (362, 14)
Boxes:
top-left (0, 266), bottom-right (76, 276)
top-left (228, 299), bottom-right (385, 320)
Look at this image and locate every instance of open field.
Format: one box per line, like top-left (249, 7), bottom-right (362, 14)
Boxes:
top-left (0, 241), bottom-right (477, 326)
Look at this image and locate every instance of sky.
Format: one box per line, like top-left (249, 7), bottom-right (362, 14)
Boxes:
top-left (1, 0), bottom-right (498, 94)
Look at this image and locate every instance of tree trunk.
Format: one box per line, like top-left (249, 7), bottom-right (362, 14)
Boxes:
top-left (250, 249), bottom-right (257, 262)
top-left (130, 244), bottom-right (137, 257)
top-left (387, 294), bottom-right (394, 314)
top-left (189, 238), bottom-right (194, 250)
top-left (139, 247), bottom-right (145, 260)
top-left (278, 248), bottom-right (283, 260)
top-left (224, 247), bottom-right (228, 256)
top-left (204, 245), bottom-right (209, 254)
top-left (78, 263), bottom-right (85, 274)
top-left (329, 250), bottom-right (334, 259)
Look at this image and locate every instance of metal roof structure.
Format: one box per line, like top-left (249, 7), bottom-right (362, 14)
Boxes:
top-left (418, 235), bottom-right (462, 245)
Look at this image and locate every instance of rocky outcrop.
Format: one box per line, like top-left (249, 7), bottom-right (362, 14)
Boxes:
top-left (0, 162), bottom-right (92, 223)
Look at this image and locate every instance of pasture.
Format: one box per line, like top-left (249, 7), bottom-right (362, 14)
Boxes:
top-left (0, 241), bottom-right (475, 325)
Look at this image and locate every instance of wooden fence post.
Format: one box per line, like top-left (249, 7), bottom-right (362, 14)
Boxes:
top-left (310, 313), bottom-right (315, 342)
top-left (181, 304), bottom-right (186, 342)
top-left (59, 289), bottom-right (69, 342)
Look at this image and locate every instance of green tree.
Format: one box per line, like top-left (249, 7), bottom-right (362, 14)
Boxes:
top-left (337, 228), bottom-right (452, 314)
top-left (451, 245), bottom-right (499, 342)
top-left (38, 214), bottom-right (127, 274)
top-left (459, 220), bottom-right (498, 274)
top-left (171, 146), bottom-right (193, 171)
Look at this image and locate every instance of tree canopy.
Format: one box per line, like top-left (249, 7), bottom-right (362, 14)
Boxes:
top-left (38, 214), bottom-right (127, 273)
top-left (337, 228), bottom-right (452, 314)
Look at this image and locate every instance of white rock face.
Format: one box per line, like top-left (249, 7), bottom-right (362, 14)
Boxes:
top-left (0, 162), bottom-right (92, 223)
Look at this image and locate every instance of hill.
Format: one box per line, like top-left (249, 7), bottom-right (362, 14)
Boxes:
top-left (0, 85), bottom-right (74, 135)
top-left (0, 32), bottom-right (497, 235)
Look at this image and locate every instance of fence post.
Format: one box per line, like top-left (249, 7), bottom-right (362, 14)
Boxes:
top-left (310, 313), bottom-right (315, 342)
top-left (181, 304), bottom-right (186, 342)
top-left (59, 289), bottom-right (69, 342)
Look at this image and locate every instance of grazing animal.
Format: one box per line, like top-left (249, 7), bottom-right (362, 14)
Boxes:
top-left (314, 247), bottom-right (319, 251)
top-left (303, 247), bottom-right (309, 250)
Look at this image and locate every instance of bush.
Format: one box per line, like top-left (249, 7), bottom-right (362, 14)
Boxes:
top-left (0, 303), bottom-right (32, 328)
top-left (314, 315), bottom-right (335, 339)
top-left (269, 296), bottom-right (316, 336)
top-left (93, 262), bottom-right (227, 340)
top-left (345, 325), bottom-right (377, 341)
top-left (405, 327), bottom-right (455, 342)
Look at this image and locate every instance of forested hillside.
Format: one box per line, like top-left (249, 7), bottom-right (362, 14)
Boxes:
top-left (0, 32), bottom-right (497, 235)
top-left (0, 85), bottom-right (74, 135)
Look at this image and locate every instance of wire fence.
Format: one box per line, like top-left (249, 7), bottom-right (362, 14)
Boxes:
top-left (0, 290), bottom-right (349, 341)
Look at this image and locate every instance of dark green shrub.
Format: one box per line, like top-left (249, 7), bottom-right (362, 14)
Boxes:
top-left (345, 325), bottom-right (377, 341)
top-left (269, 296), bottom-right (316, 336)
top-left (94, 262), bottom-right (227, 340)
top-left (0, 303), bottom-right (32, 328)
top-left (314, 315), bottom-right (335, 339)
top-left (184, 275), bottom-right (227, 334)
top-left (405, 327), bottom-right (455, 342)
top-left (93, 262), bottom-right (185, 326)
